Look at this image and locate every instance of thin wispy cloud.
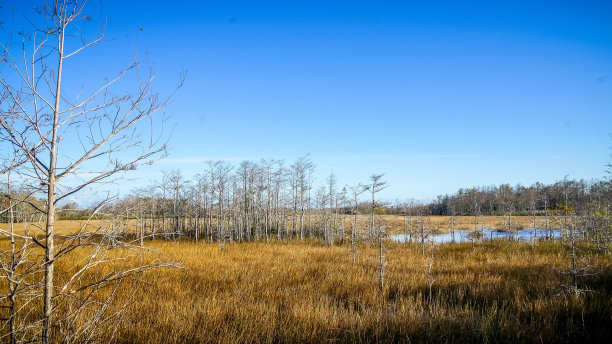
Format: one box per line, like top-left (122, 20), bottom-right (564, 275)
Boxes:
top-left (410, 154), bottom-right (470, 159)
top-left (158, 156), bottom-right (260, 164)
top-left (159, 154), bottom-right (471, 168)
top-left (321, 153), bottom-right (470, 162)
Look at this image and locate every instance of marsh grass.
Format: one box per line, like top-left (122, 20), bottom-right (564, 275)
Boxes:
top-left (1, 219), bottom-right (610, 343)
top-left (99, 239), bottom-right (611, 343)
top-left (0, 215), bottom-right (544, 237)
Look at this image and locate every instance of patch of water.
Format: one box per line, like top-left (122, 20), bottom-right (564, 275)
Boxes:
top-left (392, 228), bottom-right (561, 244)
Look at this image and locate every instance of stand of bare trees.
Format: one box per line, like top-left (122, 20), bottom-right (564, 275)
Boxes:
top-left (105, 158), bottom-right (382, 247)
top-left (10, 155), bottom-right (603, 254)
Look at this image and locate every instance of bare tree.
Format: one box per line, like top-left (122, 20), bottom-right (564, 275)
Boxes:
top-left (348, 184), bottom-right (365, 262)
top-left (0, 1), bottom-right (182, 342)
top-left (325, 172), bottom-right (337, 245)
top-left (498, 184), bottom-right (515, 234)
top-left (365, 174), bottom-right (387, 291)
top-left (166, 170), bottom-right (187, 238)
top-left (466, 188), bottom-right (483, 251)
top-left (417, 212), bottom-right (433, 256)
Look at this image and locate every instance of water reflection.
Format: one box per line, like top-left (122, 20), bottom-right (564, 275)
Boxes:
top-left (392, 228), bottom-right (561, 244)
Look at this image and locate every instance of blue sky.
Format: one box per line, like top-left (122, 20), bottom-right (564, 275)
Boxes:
top-left (3, 0), bottom-right (612, 202)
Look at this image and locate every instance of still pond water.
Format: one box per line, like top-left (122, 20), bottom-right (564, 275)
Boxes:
top-left (392, 228), bottom-right (562, 244)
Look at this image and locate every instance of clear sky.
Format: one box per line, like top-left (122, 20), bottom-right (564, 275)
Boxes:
top-left (3, 0), bottom-right (612, 202)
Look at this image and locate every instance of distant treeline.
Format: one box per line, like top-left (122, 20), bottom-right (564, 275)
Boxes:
top-left (1, 159), bottom-right (610, 223)
top-left (385, 178), bottom-right (611, 217)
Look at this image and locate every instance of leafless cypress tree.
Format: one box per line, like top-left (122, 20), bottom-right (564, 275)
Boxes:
top-left (215, 162), bottom-right (233, 247)
top-left (498, 184), bottom-right (515, 235)
top-left (146, 182), bottom-right (159, 240)
top-left (326, 173), bottom-right (337, 245)
top-left (407, 199), bottom-right (416, 243)
top-left (365, 174), bottom-right (387, 291)
top-left (193, 173), bottom-right (208, 243)
top-left (526, 185), bottom-right (538, 243)
top-left (338, 186), bottom-right (348, 245)
top-left (348, 184), bottom-right (364, 262)
top-left (272, 160), bottom-right (285, 241)
top-left (168, 170), bottom-right (187, 237)
top-left (448, 198), bottom-right (457, 242)
top-left (289, 162), bottom-right (299, 240)
top-left (467, 188), bottom-right (482, 251)
top-left (306, 160), bottom-right (315, 235)
top-left (205, 161), bottom-right (220, 242)
top-left (261, 159), bottom-right (274, 242)
top-left (418, 213), bottom-right (429, 256)
top-left (0, 1), bottom-right (182, 341)
top-left (238, 161), bottom-right (255, 241)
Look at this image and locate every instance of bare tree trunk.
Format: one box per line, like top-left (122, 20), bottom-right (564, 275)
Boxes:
top-left (365, 174), bottom-right (387, 291)
top-left (451, 214), bottom-right (455, 243)
top-left (42, 22), bottom-right (65, 343)
top-left (472, 214), bottom-right (477, 252)
top-left (421, 216), bottom-right (426, 256)
top-left (7, 171), bottom-right (16, 344)
top-left (409, 212), bottom-right (413, 243)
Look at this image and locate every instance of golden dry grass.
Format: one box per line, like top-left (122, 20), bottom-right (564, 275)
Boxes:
top-left (380, 215), bottom-right (541, 233)
top-left (1, 220), bottom-right (611, 343)
top-left (0, 215), bottom-right (546, 237)
top-left (105, 239), bottom-right (611, 343)
top-left (0, 219), bottom-right (107, 237)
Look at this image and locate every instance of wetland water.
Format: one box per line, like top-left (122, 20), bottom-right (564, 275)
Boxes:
top-left (392, 228), bottom-right (562, 244)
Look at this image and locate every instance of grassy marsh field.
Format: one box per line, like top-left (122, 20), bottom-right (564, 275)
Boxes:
top-left (0, 215), bottom-right (548, 237)
top-left (1, 219), bottom-right (611, 343)
top-left (109, 240), bottom-right (611, 343)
